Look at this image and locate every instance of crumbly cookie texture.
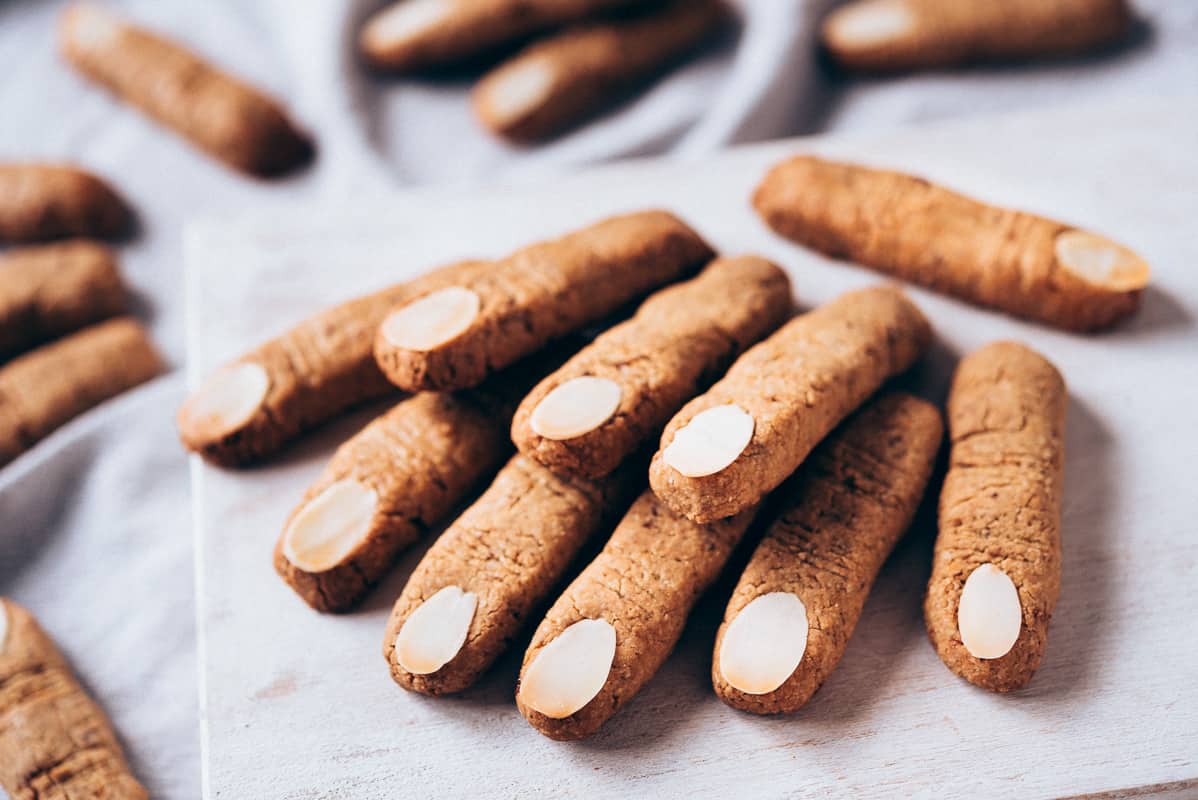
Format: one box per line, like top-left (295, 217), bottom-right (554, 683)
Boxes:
top-left (473, 0), bottom-right (729, 142)
top-left (822, 0), bottom-right (1131, 72)
top-left (512, 255), bottom-right (791, 480)
top-left (276, 347), bottom-right (567, 613)
top-left (0, 317), bottom-right (164, 466)
top-left (177, 259), bottom-right (491, 467)
top-left (712, 392), bottom-right (942, 714)
top-left (60, 3), bottom-right (313, 177)
top-left (0, 241), bottom-right (127, 361)
top-left (649, 285), bottom-right (931, 523)
top-left (374, 210), bottom-right (713, 392)
top-left (0, 163), bottom-right (132, 244)
top-left (753, 155), bottom-right (1148, 331)
top-left (382, 454), bottom-right (640, 696)
top-left (925, 341), bottom-right (1066, 692)
top-left (518, 490), bottom-right (758, 739)
top-left (359, 0), bottom-right (642, 73)
top-left (0, 598), bottom-right (148, 800)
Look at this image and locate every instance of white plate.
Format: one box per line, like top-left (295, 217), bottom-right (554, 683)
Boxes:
top-left (187, 98), bottom-right (1198, 799)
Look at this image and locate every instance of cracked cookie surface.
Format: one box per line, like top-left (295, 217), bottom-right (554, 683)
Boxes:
top-left (0, 599), bottom-right (147, 800)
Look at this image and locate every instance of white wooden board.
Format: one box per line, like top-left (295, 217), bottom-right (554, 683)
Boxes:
top-left (187, 99), bottom-right (1198, 799)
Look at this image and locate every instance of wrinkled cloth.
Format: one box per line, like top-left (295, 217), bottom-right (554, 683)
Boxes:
top-left (0, 0), bottom-right (1195, 795)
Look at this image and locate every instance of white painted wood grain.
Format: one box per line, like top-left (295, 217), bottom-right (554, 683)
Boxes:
top-left (188, 98), bottom-right (1198, 800)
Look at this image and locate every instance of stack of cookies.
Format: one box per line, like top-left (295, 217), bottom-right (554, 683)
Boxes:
top-left (360, 0), bottom-right (733, 143)
top-left (173, 155), bottom-right (1147, 742)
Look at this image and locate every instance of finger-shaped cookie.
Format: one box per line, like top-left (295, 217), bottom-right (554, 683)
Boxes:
top-left (925, 341), bottom-right (1065, 692)
top-left (360, 0), bottom-right (641, 73)
top-left (822, 0), bottom-right (1131, 72)
top-left (0, 317), bottom-right (164, 467)
top-left (713, 392), bottom-right (942, 714)
top-left (375, 210), bottom-right (713, 392)
top-left (517, 492), bottom-right (758, 739)
top-left (0, 241), bottom-right (127, 361)
top-left (473, 0), bottom-right (729, 142)
top-left (512, 255), bottom-right (790, 480)
top-left (382, 454), bottom-right (640, 695)
top-left (276, 348), bottom-right (567, 613)
top-left (649, 285), bottom-right (931, 523)
top-left (0, 163), bottom-right (132, 244)
top-left (754, 155), bottom-right (1149, 331)
top-left (60, 3), bottom-right (313, 177)
top-left (177, 259), bottom-right (491, 467)
top-left (0, 599), bottom-right (147, 800)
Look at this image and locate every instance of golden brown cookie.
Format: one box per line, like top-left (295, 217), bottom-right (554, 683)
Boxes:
top-left (374, 210), bottom-right (713, 392)
top-left (649, 285), bottom-right (931, 523)
top-left (0, 598), bottom-right (148, 800)
top-left (822, 0), bottom-right (1131, 72)
top-left (0, 241), bottom-right (127, 361)
top-left (382, 454), bottom-right (640, 696)
top-left (925, 341), bottom-right (1066, 692)
top-left (712, 392), bottom-right (942, 714)
top-left (518, 491), bottom-right (758, 739)
top-left (60, 3), bottom-right (313, 177)
top-left (360, 0), bottom-right (642, 72)
top-left (177, 259), bottom-right (492, 467)
top-left (512, 255), bottom-right (791, 480)
top-left (754, 155), bottom-right (1149, 331)
top-left (0, 317), bottom-right (164, 466)
top-left (473, 0), bottom-right (730, 142)
top-left (275, 347), bottom-right (569, 613)
top-left (0, 163), bottom-right (132, 244)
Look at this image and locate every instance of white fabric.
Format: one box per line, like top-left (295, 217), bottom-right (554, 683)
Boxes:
top-left (0, 0), bottom-right (1194, 795)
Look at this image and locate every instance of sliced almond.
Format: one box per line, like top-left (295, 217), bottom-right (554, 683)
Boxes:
top-left (282, 479), bottom-right (378, 572)
top-left (479, 58), bottom-right (557, 125)
top-left (363, 0), bottom-right (451, 49)
top-left (380, 286), bottom-right (481, 352)
top-left (662, 404), bottom-right (755, 478)
top-left (394, 585), bottom-right (478, 675)
top-left (718, 592), bottom-right (809, 695)
top-left (180, 362), bottom-right (270, 438)
top-left (0, 598), bottom-right (8, 654)
top-left (1055, 230), bottom-right (1151, 292)
top-left (63, 3), bottom-right (124, 50)
top-left (825, 0), bottom-right (916, 48)
top-left (958, 563), bottom-right (1022, 660)
top-left (519, 618), bottom-right (616, 719)
top-left (530, 376), bottom-right (622, 440)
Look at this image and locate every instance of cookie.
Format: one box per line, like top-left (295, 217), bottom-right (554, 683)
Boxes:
top-left (649, 285), bottom-right (932, 523)
top-left (374, 210), bottom-right (713, 392)
top-left (0, 241), bottom-right (127, 361)
top-left (0, 598), bottom-right (147, 800)
top-left (753, 155), bottom-right (1149, 331)
top-left (382, 454), bottom-right (640, 695)
top-left (822, 0), bottom-right (1131, 72)
top-left (925, 341), bottom-right (1066, 692)
top-left (0, 317), bottom-right (164, 466)
top-left (712, 392), bottom-right (942, 714)
top-left (0, 163), bottom-right (132, 244)
top-left (60, 3), bottom-right (313, 177)
top-left (512, 255), bottom-right (791, 480)
top-left (517, 491), bottom-right (759, 739)
top-left (473, 0), bottom-right (729, 142)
